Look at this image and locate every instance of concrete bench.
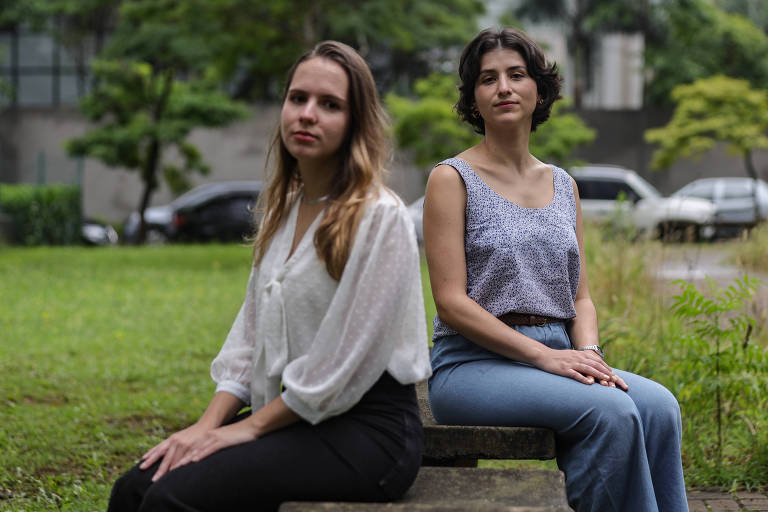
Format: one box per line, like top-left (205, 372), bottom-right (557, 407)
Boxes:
top-left (417, 381), bottom-right (557, 467)
top-left (281, 466), bottom-right (570, 511)
top-left (280, 381), bottom-right (570, 511)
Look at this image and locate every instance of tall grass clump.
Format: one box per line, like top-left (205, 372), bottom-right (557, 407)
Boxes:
top-left (669, 276), bottom-right (768, 489)
top-left (734, 223), bottom-right (768, 273)
top-left (582, 221), bottom-right (768, 490)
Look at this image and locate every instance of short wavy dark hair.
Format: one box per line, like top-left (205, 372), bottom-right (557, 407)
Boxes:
top-left (456, 28), bottom-right (562, 134)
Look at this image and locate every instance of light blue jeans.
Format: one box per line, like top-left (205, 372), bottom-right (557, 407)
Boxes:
top-left (428, 323), bottom-right (688, 512)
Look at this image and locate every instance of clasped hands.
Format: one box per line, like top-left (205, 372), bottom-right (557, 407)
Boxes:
top-left (139, 419), bottom-right (258, 482)
top-left (536, 347), bottom-right (629, 391)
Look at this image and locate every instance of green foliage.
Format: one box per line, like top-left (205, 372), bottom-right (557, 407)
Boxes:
top-left (645, 0), bottom-right (768, 105)
top-left (529, 99), bottom-right (595, 167)
top-left (733, 222), bottom-right (768, 272)
top-left (582, 225), bottom-right (768, 489)
top-left (715, 0), bottom-right (768, 32)
top-left (0, 184), bottom-right (81, 245)
top-left (645, 75), bottom-right (768, 170)
top-left (166, 0), bottom-right (485, 99)
top-left (65, 0), bottom-right (250, 241)
top-left (66, 59), bottom-right (248, 194)
top-left (386, 73), bottom-right (480, 169)
top-left (387, 74), bottom-right (595, 170)
top-left (670, 276), bottom-right (768, 486)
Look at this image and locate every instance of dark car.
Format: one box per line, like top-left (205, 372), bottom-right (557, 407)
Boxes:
top-left (123, 181), bottom-right (263, 243)
top-left (673, 177), bottom-right (768, 236)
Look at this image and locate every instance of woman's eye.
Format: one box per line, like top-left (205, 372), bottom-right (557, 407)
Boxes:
top-left (322, 100), bottom-right (340, 110)
top-left (510, 73), bottom-right (525, 80)
top-left (289, 94), bottom-right (306, 104)
top-left (481, 76), bottom-right (496, 84)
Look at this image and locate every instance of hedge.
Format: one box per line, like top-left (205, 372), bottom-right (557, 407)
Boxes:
top-left (0, 184), bottom-right (81, 245)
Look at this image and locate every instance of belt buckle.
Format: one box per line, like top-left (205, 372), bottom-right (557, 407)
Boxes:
top-left (531, 315), bottom-right (546, 327)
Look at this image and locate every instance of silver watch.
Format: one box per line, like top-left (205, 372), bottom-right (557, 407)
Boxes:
top-left (578, 345), bottom-right (604, 359)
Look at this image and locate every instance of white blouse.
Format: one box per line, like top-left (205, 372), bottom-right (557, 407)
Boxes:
top-left (210, 188), bottom-right (432, 425)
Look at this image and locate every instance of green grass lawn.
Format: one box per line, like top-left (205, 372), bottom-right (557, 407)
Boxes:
top-left (1, 238), bottom-right (766, 510)
top-left (1, 245), bottom-right (255, 511)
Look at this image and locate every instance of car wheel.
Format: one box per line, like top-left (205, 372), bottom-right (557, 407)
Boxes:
top-left (146, 229), bottom-right (169, 245)
top-left (658, 222), bottom-right (699, 243)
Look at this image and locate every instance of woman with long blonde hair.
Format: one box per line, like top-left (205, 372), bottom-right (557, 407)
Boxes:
top-left (108, 40), bottom-right (431, 512)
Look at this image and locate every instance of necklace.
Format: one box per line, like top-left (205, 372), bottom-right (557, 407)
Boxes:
top-left (302, 193), bottom-right (330, 205)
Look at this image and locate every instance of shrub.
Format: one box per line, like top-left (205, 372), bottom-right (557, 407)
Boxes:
top-left (0, 184), bottom-right (81, 245)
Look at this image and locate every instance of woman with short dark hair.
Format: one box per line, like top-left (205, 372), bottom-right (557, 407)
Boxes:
top-left (423, 28), bottom-right (688, 512)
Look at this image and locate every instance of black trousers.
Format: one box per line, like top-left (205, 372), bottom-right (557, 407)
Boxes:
top-left (107, 373), bottom-right (423, 512)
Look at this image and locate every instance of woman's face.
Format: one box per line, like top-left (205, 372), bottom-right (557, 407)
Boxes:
top-left (280, 57), bottom-right (351, 170)
top-left (473, 48), bottom-right (538, 131)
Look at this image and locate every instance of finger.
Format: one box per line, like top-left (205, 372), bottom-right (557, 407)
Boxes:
top-left (140, 443), bottom-right (167, 470)
top-left (615, 375), bottom-right (629, 391)
top-left (578, 350), bottom-right (612, 371)
top-left (141, 440), bottom-right (164, 462)
top-left (152, 444), bottom-right (178, 482)
top-left (191, 441), bottom-right (221, 463)
top-left (578, 362), bottom-right (613, 382)
top-left (569, 369), bottom-right (594, 385)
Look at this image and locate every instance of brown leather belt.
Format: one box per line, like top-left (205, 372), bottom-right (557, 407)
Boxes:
top-left (498, 312), bottom-right (563, 327)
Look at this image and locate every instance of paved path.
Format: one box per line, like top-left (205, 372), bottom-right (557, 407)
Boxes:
top-left (688, 489), bottom-right (768, 511)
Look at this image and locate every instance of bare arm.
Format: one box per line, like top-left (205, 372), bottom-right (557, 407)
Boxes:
top-left (423, 164), bottom-right (617, 386)
top-left (143, 391), bottom-right (300, 481)
top-left (566, 179), bottom-right (628, 389)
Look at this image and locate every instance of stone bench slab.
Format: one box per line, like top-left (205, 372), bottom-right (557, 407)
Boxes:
top-left (423, 424), bottom-right (556, 462)
top-left (280, 466), bottom-right (571, 512)
top-left (417, 381), bottom-right (556, 462)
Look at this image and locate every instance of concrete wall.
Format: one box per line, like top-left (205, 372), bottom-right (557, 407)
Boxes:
top-left (0, 105), bottom-right (428, 224)
top-left (2, 105), bottom-right (766, 225)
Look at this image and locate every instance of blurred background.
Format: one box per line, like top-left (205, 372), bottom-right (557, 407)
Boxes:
top-left (1, 0), bottom-right (767, 243)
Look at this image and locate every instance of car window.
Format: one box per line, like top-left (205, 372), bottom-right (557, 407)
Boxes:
top-left (679, 181), bottom-right (715, 200)
top-left (576, 179), bottom-right (639, 201)
top-left (721, 180), bottom-right (754, 199)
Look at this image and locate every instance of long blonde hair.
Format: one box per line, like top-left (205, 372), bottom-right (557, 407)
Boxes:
top-left (253, 41), bottom-right (390, 280)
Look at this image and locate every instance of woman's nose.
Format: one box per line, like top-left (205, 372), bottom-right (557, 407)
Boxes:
top-left (299, 100), bottom-right (317, 123)
top-left (498, 76), bottom-right (512, 96)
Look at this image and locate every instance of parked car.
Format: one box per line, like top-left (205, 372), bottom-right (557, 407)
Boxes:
top-left (123, 181), bottom-right (263, 244)
top-left (672, 177), bottom-right (768, 236)
top-left (82, 219), bottom-right (118, 246)
top-left (570, 165), bottom-right (717, 241)
top-left (407, 195), bottom-right (425, 245)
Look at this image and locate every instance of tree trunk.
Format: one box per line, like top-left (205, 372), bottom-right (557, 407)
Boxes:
top-left (137, 71), bottom-right (175, 244)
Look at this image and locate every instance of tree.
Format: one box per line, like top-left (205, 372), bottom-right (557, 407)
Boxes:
top-left (645, 75), bottom-right (768, 219)
top-left (387, 73), bottom-right (595, 173)
top-left (386, 74), bottom-right (479, 169)
top-left (513, 0), bottom-right (654, 109)
top-left (715, 0), bottom-right (768, 32)
top-left (645, 0), bottom-right (768, 105)
top-left (529, 99), bottom-right (595, 166)
top-left (199, 0), bottom-right (485, 99)
top-left (66, 0), bottom-right (249, 243)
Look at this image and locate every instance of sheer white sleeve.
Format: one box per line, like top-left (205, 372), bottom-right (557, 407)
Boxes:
top-left (281, 199), bottom-right (430, 424)
top-left (210, 267), bottom-right (259, 405)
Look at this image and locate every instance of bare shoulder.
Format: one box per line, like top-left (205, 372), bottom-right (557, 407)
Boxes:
top-left (427, 163), bottom-right (464, 191)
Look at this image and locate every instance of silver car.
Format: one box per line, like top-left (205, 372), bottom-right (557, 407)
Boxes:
top-left (570, 165), bottom-right (717, 241)
top-left (673, 177), bottom-right (768, 235)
